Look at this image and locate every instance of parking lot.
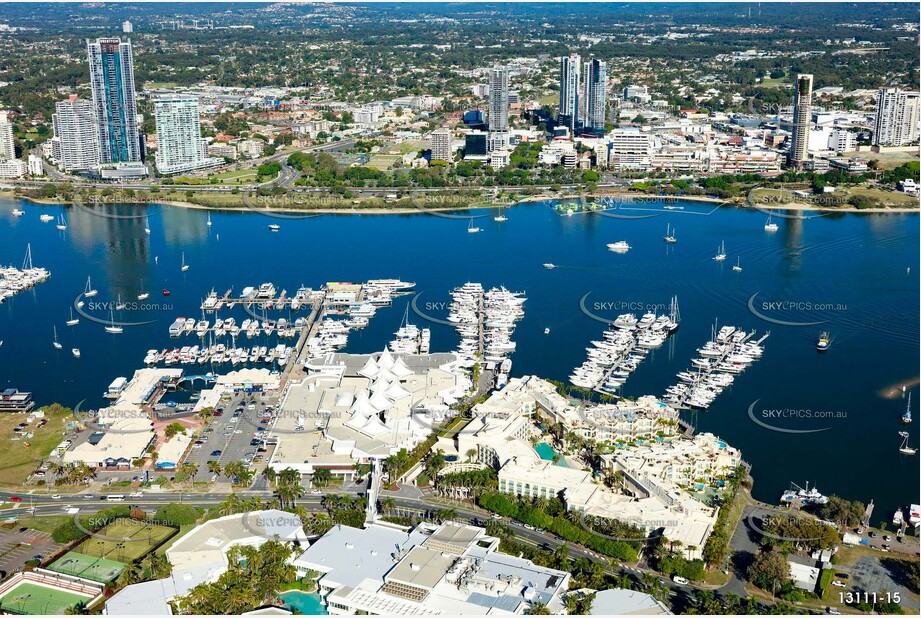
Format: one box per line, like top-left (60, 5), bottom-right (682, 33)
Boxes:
top-left (0, 526), bottom-right (63, 578)
top-left (850, 555), bottom-right (920, 611)
top-left (182, 391), bottom-right (280, 483)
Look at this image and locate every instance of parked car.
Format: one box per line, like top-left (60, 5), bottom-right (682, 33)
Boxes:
top-left (210, 450), bottom-right (222, 457)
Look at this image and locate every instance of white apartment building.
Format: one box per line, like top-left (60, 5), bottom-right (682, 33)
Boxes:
top-left (429, 128), bottom-right (452, 162)
top-left (207, 142), bottom-right (237, 160)
top-left (236, 139), bottom-right (264, 159)
top-left (873, 88), bottom-right (920, 146)
top-left (27, 154), bottom-right (43, 176)
top-left (0, 111), bottom-right (14, 160)
top-left (154, 96), bottom-right (222, 175)
top-left (293, 521), bottom-right (570, 615)
top-left (0, 159), bottom-right (26, 178)
top-left (51, 97), bottom-right (100, 172)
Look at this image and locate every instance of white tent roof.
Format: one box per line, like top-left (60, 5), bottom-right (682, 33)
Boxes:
top-left (348, 389), bottom-right (376, 417)
top-left (385, 382), bottom-right (411, 401)
top-left (390, 357), bottom-right (413, 378)
top-left (378, 348), bottom-right (395, 369)
top-left (369, 390), bottom-right (393, 412)
top-left (358, 356), bottom-right (381, 379)
top-left (345, 409), bottom-right (389, 437)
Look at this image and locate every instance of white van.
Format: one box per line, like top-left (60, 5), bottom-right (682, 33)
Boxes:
top-left (106, 495), bottom-right (126, 502)
top-left (672, 576), bottom-right (689, 585)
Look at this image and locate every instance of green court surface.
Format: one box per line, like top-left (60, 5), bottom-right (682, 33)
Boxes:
top-left (49, 551), bottom-right (126, 583)
top-left (0, 581), bottom-right (93, 615)
top-left (73, 518), bottom-right (176, 563)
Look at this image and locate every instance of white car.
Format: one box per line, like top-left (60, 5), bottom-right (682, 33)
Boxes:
top-left (310, 489), bottom-right (322, 495)
top-left (50, 495), bottom-right (62, 500)
top-left (672, 576), bottom-right (689, 585)
top-left (491, 513), bottom-right (503, 520)
top-left (523, 524), bottom-right (535, 530)
top-left (832, 581), bottom-right (846, 588)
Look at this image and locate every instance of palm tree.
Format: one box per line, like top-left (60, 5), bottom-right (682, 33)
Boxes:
top-left (207, 461), bottom-right (222, 477)
top-left (380, 496), bottom-right (396, 516)
top-left (262, 466), bottom-right (277, 486)
top-left (525, 602), bottom-right (551, 615)
top-left (465, 448), bottom-right (477, 462)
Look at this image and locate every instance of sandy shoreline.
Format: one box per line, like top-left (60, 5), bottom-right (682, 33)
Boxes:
top-left (2, 189), bottom-right (917, 215)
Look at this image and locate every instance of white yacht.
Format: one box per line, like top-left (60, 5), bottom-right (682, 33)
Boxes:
top-left (137, 280), bottom-right (150, 301)
top-left (72, 348), bottom-right (80, 358)
top-left (66, 308), bottom-right (80, 326)
top-left (607, 241), bottom-right (631, 252)
top-left (181, 253), bottom-right (190, 272)
top-left (144, 216), bottom-right (151, 234)
top-left (52, 326), bottom-right (62, 350)
top-left (268, 224), bottom-right (280, 232)
top-left (543, 263), bottom-right (556, 269)
top-left (544, 327), bottom-right (550, 335)
top-left (467, 219), bottom-right (481, 234)
top-left (663, 224), bottom-right (677, 244)
top-left (713, 241), bottom-right (726, 261)
top-left (56, 213), bottom-right (68, 231)
top-left (104, 308), bottom-right (123, 334)
top-left (12, 208), bottom-right (24, 216)
top-left (764, 215), bottom-right (778, 232)
top-left (39, 213), bottom-right (54, 222)
top-left (207, 212), bottom-right (212, 227)
top-left (115, 294), bottom-right (126, 311)
top-left (83, 276), bottom-right (98, 298)
top-left (732, 257), bottom-right (742, 272)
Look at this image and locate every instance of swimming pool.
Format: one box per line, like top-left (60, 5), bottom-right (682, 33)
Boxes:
top-left (279, 591), bottom-right (328, 615)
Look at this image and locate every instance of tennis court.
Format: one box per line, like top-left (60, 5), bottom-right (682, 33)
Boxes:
top-left (48, 551), bottom-right (126, 583)
top-left (73, 518), bottom-right (175, 563)
top-left (0, 581), bottom-right (93, 615)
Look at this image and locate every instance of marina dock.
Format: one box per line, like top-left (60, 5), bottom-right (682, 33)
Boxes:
top-left (662, 326), bottom-right (769, 410)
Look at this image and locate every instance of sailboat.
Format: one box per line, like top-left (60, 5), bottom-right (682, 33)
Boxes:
top-left (72, 348), bottom-right (80, 358)
top-left (713, 241), bottom-right (726, 261)
top-left (903, 394), bottom-right (912, 424)
top-left (115, 293), bottom-right (126, 311)
top-left (104, 307), bottom-right (123, 334)
top-left (144, 216), bottom-right (151, 235)
top-left (663, 224), bottom-right (677, 243)
top-left (138, 280), bottom-right (150, 301)
top-left (207, 212), bottom-right (212, 227)
top-left (56, 213), bottom-right (67, 231)
top-left (732, 257), bottom-right (742, 272)
top-left (764, 215), bottom-right (779, 232)
top-left (83, 276), bottom-right (98, 298)
top-left (181, 253), bottom-right (190, 272)
top-left (467, 219), bottom-right (481, 234)
top-left (898, 431), bottom-right (917, 455)
top-left (493, 207), bottom-right (508, 222)
top-left (52, 326), bottom-right (62, 350)
top-left (66, 308), bottom-right (79, 326)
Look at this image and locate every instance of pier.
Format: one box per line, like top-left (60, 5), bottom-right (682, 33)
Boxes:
top-left (662, 326), bottom-right (769, 411)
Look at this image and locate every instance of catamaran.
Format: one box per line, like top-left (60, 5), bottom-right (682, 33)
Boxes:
top-left (764, 215), bottom-right (779, 232)
top-left (903, 393), bottom-right (912, 424)
top-left (56, 213), bottom-right (67, 231)
top-left (663, 224), bottom-right (677, 244)
top-left (66, 307), bottom-right (79, 326)
top-left (713, 241), bottom-right (726, 261)
top-left (83, 276), bottom-right (98, 298)
top-left (732, 257), bottom-right (742, 272)
top-left (104, 308), bottom-right (123, 334)
top-left (181, 253), bottom-right (189, 272)
top-left (52, 326), bottom-right (62, 350)
top-left (898, 431), bottom-right (917, 455)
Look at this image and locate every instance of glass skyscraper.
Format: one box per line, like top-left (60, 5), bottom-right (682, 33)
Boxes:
top-left (583, 58), bottom-right (607, 132)
top-left (87, 37), bottom-right (141, 164)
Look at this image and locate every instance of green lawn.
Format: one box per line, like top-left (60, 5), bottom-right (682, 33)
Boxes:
top-left (0, 406), bottom-right (73, 486)
top-left (49, 551), bottom-right (126, 583)
top-left (74, 518), bottom-right (175, 563)
top-left (366, 154), bottom-right (401, 171)
top-left (209, 169), bottom-right (260, 183)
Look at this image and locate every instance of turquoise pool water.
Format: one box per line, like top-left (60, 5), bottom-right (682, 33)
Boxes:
top-left (279, 591), bottom-right (328, 615)
top-left (534, 442), bottom-right (569, 466)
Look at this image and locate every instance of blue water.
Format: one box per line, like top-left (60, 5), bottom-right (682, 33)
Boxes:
top-left (1, 197), bottom-right (918, 522)
top-left (279, 591), bottom-right (327, 615)
top-left (534, 442), bottom-right (559, 461)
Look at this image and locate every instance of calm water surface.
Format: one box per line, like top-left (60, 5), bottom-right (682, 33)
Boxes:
top-left (0, 196), bottom-right (917, 522)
